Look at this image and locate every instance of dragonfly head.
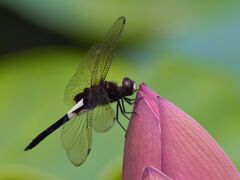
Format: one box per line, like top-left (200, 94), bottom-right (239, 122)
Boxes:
top-left (122, 77), bottom-right (136, 96)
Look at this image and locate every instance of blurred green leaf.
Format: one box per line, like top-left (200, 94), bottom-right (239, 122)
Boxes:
top-left (97, 156), bottom-right (122, 180)
top-left (0, 164), bottom-right (62, 180)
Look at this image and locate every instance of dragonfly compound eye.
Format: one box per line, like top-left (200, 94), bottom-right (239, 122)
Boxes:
top-left (122, 77), bottom-right (135, 96)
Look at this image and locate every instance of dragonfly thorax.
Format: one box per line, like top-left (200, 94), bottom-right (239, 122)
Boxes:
top-left (102, 81), bottom-right (122, 101)
top-left (102, 77), bottom-right (136, 101)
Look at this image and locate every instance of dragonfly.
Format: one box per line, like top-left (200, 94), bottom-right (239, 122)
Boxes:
top-left (24, 16), bottom-right (137, 166)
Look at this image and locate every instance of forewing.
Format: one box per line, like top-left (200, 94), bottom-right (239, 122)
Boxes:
top-left (61, 111), bottom-right (92, 166)
top-left (94, 17), bottom-right (126, 81)
top-left (104, 16), bottom-right (126, 52)
top-left (88, 43), bottom-right (109, 86)
top-left (63, 43), bottom-right (109, 106)
top-left (63, 58), bottom-right (91, 105)
top-left (92, 105), bottom-right (115, 132)
top-left (64, 17), bottom-right (125, 105)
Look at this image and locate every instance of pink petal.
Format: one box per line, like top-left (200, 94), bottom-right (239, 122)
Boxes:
top-left (122, 83), bottom-right (240, 180)
top-left (141, 166), bottom-right (173, 180)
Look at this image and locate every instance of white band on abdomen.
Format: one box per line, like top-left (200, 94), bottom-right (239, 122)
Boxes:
top-left (67, 99), bottom-right (84, 119)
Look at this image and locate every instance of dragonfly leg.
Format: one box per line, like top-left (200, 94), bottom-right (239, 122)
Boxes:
top-left (118, 100), bottom-right (130, 120)
top-left (123, 97), bottom-right (135, 105)
top-left (124, 97), bottom-right (136, 101)
top-left (121, 98), bottom-right (135, 115)
top-left (115, 101), bottom-right (127, 132)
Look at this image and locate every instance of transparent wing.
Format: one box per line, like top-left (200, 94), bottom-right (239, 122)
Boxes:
top-left (64, 17), bottom-right (125, 105)
top-left (87, 43), bottom-right (109, 86)
top-left (104, 16), bottom-right (126, 51)
top-left (63, 59), bottom-right (92, 105)
top-left (61, 110), bottom-right (92, 166)
top-left (92, 16), bottom-right (126, 84)
top-left (92, 105), bottom-right (115, 132)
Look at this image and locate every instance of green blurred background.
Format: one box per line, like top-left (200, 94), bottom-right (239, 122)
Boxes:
top-left (0, 1), bottom-right (239, 179)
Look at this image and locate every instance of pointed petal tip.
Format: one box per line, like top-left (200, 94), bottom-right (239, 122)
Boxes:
top-left (141, 167), bottom-right (173, 180)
